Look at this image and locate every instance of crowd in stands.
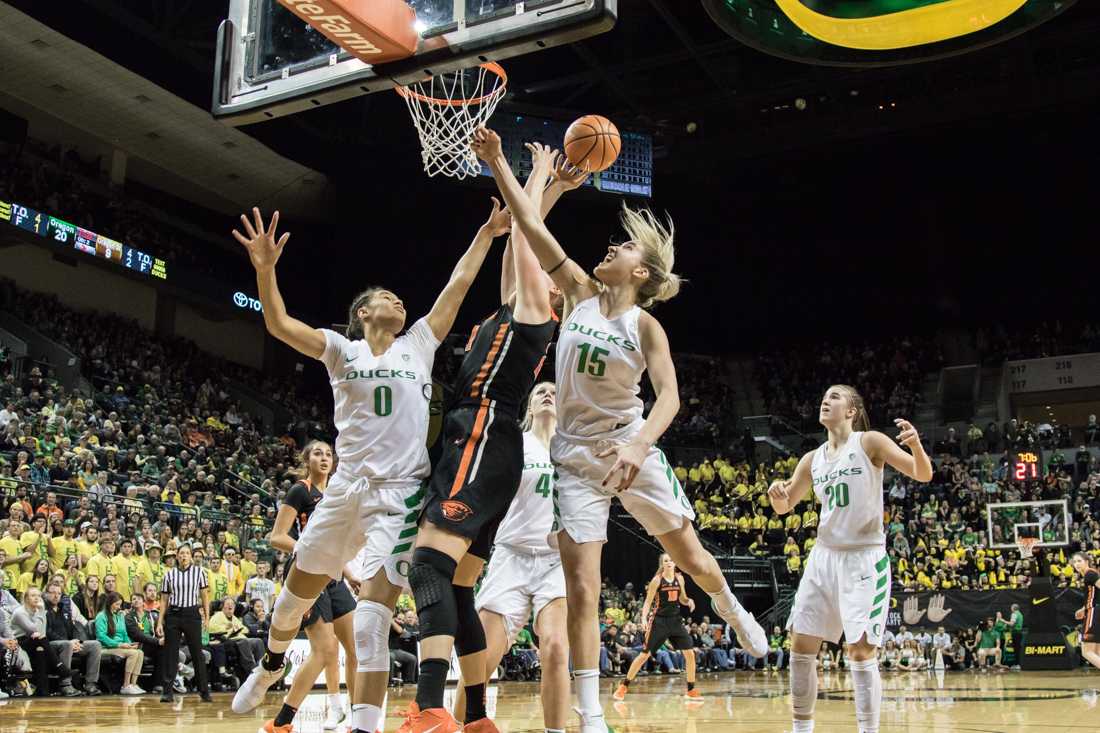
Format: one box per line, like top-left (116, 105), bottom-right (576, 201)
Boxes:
top-left (0, 139), bottom-right (251, 281)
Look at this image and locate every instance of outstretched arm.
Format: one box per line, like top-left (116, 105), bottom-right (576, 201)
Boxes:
top-left (472, 127), bottom-right (597, 306)
top-left (233, 208), bottom-right (326, 360)
top-left (425, 198), bottom-right (512, 341)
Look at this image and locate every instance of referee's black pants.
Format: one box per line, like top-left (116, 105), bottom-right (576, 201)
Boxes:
top-left (163, 607), bottom-right (209, 693)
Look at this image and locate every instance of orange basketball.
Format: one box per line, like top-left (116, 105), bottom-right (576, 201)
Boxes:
top-left (564, 115), bottom-right (621, 173)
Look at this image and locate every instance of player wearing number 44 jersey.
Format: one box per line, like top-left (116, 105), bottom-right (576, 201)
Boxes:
top-left (474, 126), bottom-right (767, 733)
top-left (229, 204), bottom-right (508, 733)
top-left (769, 385), bottom-right (932, 733)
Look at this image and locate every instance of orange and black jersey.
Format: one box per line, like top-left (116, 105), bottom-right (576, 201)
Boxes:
top-left (452, 304), bottom-right (556, 420)
top-left (1086, 569), bottom-right (1099, 607)
top-left (654, 574), bottom-right (684, 618)
top-left (282, 480), bottom-right (323, 540)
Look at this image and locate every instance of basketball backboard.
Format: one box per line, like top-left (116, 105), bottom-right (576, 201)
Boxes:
top-left (213, 0), bottom-right (618, 124)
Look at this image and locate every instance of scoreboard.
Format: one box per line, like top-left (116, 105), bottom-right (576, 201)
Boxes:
top-left (1, 199), bottom-right (167, 280)
top-left (1010, 451), bottom-right (1043, 482)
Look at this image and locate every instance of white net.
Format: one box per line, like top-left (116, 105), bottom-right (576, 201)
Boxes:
top-left (397, 63), bottom-right (507, 179)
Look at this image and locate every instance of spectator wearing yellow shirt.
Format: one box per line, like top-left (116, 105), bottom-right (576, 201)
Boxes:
top-left (50, 520), bottom-right (80, 569)
top-left (674, 465), bottom-right (688, 485)
top-left (700, 460), bottom-right (715, 484)
top-left (0, 521), bottom-right (29, 572)
top-left (688, 464), bottom-right (702, 486)
top-left (17, 557), bottom-right (52, 595)
top-left (86, 537), bottom-right (120, 582)
top-left (784, 513), bottom-right (802, 533)
top-left (803, 533), bottom-right (816, 555)
top-left (802, 507), bottom-right (818, 530)
top-left (767, 515), bottom-right (784, 533)
top-left (202, 552), bottom-right (230, 602)
top-left (916, 569), bottom-right (934, 589)
top-left (718, 463), bottom-right (735, 487)
top-left (112, 538), bottom-right (141, 596)
top-left (136, 544), bottom-right (167, 595)
top-left (76, 524), bottom-right (100, 564)
top-left (782, 537), bottom-right (800, 558)
top-left (786, 553), bottom-right (802, 575)
top-left (20, 515), bottom-right (52, 573)
top-left (748, 535), bottom-right (768, 558)
top-left (0, 549), bottom-right (15, 591)
top-left (221, 546), bottom-right (248, 597)
top-left (240, 548), bottom-right (258, 581)
top-left (751, 511), bottom-right (767, 533)
top-left (161, 485), bottom-right (183, 505)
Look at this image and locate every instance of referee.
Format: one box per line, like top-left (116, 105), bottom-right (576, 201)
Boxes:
top-left (157, 544), bottom-right (212, 703)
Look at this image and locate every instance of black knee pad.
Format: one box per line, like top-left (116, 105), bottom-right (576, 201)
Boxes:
top-left (453, 584), bottom-right (486, 658)
top-left (409, 548), bottom-right (458, 639)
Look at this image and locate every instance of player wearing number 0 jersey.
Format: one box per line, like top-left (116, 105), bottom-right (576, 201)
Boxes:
top-left (769, 384), bottom-right (932, 733)
top-left (472, 125), bottom-right (767, 733)
top-left (230, 204), bottom-right (508, 733)
top-left (452, 382), bottom-right (570, 732)
top-left (1071, 553), bottom-right (1100, 670)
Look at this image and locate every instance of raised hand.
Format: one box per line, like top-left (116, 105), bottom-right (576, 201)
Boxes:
top-left (927, 594), bottom-right (953, 623)
top-left (894, 418), bottom-right (921, 451)
top-left (525, 142), bottom-right (559, 177)
top-left (471, 126), bottom-right (503, 161)
top-left (903, 595), bottom-right (927, 625)
top-left (551, 157), bottom-right (590, 191)
top-left (768, 480), bottom-right (792, 511)
top-left (481, 197), bottom-right (512, 238)
top-left (232, 208), bottom-right (290, 273)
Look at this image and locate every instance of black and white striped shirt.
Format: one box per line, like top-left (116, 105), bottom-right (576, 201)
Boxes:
top-left (161, 564), bottom-right (208, 608)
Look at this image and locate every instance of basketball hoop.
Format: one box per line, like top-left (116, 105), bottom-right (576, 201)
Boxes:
top-left (396, 63), bottom-right (508, 179)
top-left (1017, 537), bottom-right (1040, 556)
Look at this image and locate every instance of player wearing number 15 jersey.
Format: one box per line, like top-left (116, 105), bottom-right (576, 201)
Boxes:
top-left (472, 125), bottom-right (766, 733)
top-left (768, 384), bottom-right (932, 733)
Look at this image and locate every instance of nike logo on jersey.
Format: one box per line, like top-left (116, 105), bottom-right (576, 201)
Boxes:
top-left (344, 353), bottom-right (356, 363)
top-left (1032, 597), bottom-right (1050, 606)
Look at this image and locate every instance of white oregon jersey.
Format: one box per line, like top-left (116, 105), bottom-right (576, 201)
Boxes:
top-left (555, 296), bottom-right (645, 440)
top-left (809, 431), bottom-right (885, 551)
top-left (319, 319), bottom-right (439, 481)
top-left (493, 431), bottom-right (556, 553)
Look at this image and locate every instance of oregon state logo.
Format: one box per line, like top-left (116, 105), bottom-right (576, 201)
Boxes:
top-left (440, 500), bottom-right (473, 522)
top-left (702, 0), bottom-right (1076, 67)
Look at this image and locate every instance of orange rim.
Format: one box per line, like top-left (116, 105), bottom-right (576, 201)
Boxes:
top-left (395, 62), bottom-right (507, 107)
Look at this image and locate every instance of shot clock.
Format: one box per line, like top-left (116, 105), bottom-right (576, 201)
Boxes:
top-left (1010, 451), bottom-right (1043, 482)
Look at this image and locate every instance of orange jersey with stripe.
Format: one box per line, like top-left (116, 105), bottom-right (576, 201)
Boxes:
top-left (454, 304), bottom-right (556, 419)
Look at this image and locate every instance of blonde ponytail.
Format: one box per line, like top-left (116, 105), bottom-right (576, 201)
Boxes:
top-left (619, 204), bottom-right (684, 309)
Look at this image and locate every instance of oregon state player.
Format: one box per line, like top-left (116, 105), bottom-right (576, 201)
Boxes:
top-left (264, 441), bottom-right (360, 733)
top-left (615, 553), bottom-right (700, 702)
top-left (399, 143), bottom-right (586, 733)
top-left (1072, 552), bottom-right (1100, 670)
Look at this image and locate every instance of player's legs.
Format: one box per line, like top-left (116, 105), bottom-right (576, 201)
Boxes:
top-left (332, 611), bottom-right (358, 701)
top-left (558, 531), bottom-right (608, 731)
top-left (350, 569), bottom-right (402, 733)
top-left (654, 521), bottom-right (766, 657)
top-left (615, 651), bottom-right (651, 700)
top-left (452, 552), bottom-right (490, 726)
top-left (846, 634), bottom-right (882, 733)
top-left (1082, 641), bottom-right (1100, 670)
top-left (453, 609), bottom-right (511, 722)
top-left (789, 632), bottom-right (825, 733)
top-left (267, 619), bottom-right (340, 731)
top-left (533, 597), bottom-right (570, 731)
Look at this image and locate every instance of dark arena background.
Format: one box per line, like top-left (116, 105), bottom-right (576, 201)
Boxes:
top-left (0, 2), bottom-right (1098, 732)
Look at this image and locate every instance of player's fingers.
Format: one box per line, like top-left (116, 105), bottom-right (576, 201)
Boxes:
top-left (268, 210), bottom-right (280, 237)
top-left (602, 460), bottom-right (622, 487)
top-left (252, 207), bottom-right (265, 235)
top-left (239, 214), bottom-right (257, 239)
top-left (277, 232), bottom-right (290, 248)
top-left (231, 229), bottom-right (249, 247)
top-left (594, 446), bottom-right (615, 459)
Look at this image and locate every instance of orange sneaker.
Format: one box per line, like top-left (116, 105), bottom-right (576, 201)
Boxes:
top-left (259, 721), bottom-right (293, 733)
top-left (684, 689), bottom-right (703, 701)
top-left (612, 683), bottom-right (629, 702)
top-left (462, 718), bottom-right (501, 733)
top-left (395, 703), bottom-right (462, 733)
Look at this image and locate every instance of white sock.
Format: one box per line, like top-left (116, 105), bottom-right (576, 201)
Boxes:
top-left (793, 720), bottom-right (815, 732)
top-left (328, 692), bottom-right (344, 711)
top-left (707, 585), bottom-right (738, 615)
top-left (849, 658), bottom-right (882, 733)
top-left (351, 703), bottom-right (383, 733)
top-left (790, 651), bottom-right (818, 723)
top-left (574, 669), bottom-right (602, 717)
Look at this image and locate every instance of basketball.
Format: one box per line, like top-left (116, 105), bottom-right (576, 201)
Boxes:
top-left (564, 114), bottom-right (621, 173)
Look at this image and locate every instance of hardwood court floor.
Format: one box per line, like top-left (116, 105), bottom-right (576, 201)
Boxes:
top-left (4, 670), bottom-right (1099, 733)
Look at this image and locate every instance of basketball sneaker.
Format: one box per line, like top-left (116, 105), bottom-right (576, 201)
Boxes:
top-left (323, 704), bottom-right (347, 730)
top-left (574, 706), bottom-right (612, 733)
top-left (232, 662), bottom-right (287, 714)
top-left (394, 702), bottom-right (462, 733)
top-left (612, 683), bottom-right (629, 701)
top-left (684, 689), bottom-right (703, 701)
top-left (713, 595), bottom-right (768, 658)
top-left (462, 717), bottom-right (501, 733)
top-left (260, 721), bottom-right (294, 733)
